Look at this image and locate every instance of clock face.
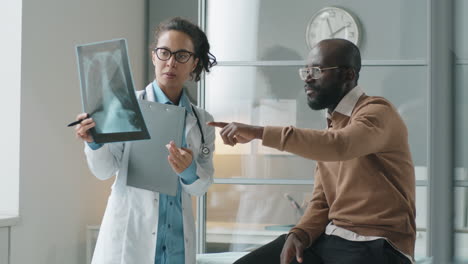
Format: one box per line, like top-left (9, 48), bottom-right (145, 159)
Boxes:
top-left (306, 7), bottom-right (361, 49)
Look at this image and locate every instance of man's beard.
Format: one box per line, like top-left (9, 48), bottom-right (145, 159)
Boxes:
top-left (307, 92), bottom-right (331, 110)
top-left (306, 83), bottom-right (343, 111)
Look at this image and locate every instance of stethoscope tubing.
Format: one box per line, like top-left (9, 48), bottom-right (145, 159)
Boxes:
top-left (190, 105), bottom-right (210, 156)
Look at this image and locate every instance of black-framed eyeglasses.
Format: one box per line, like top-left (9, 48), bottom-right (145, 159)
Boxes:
top-left (298, 66), bottom-right (342, 81)
top-left (154, 47), bottom-right (195, 64)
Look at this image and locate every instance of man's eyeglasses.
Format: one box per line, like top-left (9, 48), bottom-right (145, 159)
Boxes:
top-left (154, 47), bottom-right (195, 64)
top-left (298, 66), bottom-right (341, 81)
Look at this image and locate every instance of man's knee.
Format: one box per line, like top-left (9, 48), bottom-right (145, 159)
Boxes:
top-left (233, 234), bottom-right (287, 264)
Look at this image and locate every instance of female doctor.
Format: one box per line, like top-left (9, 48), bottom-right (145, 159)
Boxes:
top-left (74, 17), bottom-right (217, 264)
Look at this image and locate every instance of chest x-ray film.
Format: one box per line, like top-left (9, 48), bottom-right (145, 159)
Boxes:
top-left (76, 38), bottom-right (150, 143)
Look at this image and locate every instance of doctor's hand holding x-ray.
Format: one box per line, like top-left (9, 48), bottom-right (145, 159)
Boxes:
top-left (74, 113), bottom-right (94, 142)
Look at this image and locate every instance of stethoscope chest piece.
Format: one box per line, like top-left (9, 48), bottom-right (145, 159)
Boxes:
top-left (201, 146), bottom-right (210, 155)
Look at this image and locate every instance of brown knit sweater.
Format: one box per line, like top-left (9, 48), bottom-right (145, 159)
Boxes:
top-left (262, 94), bottom-right (416, 258)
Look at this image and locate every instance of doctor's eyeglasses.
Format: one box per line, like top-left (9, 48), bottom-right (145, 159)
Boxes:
top-left (298, 66), bottom-right (341, 81)
top-left (154, 47), bottom-right (195, 64)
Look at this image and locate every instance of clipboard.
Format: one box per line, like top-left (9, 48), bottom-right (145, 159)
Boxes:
top-left (126, 100), bottom-right (185, 196)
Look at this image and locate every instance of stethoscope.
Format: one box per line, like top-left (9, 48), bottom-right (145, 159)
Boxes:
top-left (190, 105), bottom-right (210, 156)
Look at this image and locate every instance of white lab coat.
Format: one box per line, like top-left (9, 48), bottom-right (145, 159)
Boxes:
top-left (85, 84), bottom-right (215, 264)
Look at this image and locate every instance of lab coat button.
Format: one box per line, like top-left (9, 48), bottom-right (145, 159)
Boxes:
top-left (152, 231), bottom-right (156, 235)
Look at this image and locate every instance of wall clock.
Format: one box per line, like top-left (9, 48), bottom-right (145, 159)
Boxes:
top-left (306, 7), bottom-right (361, 49)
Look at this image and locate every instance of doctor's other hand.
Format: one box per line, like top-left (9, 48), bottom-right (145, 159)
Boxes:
top-left (207, 121), bottom-right (264, 146)
top-left (166, 141), bottom-right (193, 174)
top-left (74, 113), bottom-right (95, 143)
top-left (280, 233), bottom-right (305, 264)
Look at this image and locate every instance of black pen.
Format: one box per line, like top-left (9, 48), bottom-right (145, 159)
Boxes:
top-left (67, 114), bottom-right (90, 127)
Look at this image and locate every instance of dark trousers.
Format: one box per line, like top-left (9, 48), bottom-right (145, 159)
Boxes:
top-left (233, 234), bottom-right (412, 264)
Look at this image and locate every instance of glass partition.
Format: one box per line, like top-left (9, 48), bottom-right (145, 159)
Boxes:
top-left (454, 187), bottom-right (468, 261)
top-left (202, 0), bottom-right (429, 258)
top-left (206, 66), bottom-right (322, 180)
top-left (415, 186), bottom-right (428, 257)
top-left (206, 0), bottom-right (427, 61)
top-left (206, 184), bottom-right (313, 253)
top-left (454, 1), bottom-right (468, 261)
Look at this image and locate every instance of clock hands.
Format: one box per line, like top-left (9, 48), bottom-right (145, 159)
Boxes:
top-left (330, 25), bottom-right (349, 37)
top-left (326, 18), bottom-right (334, 34)
top-left (325, 17), bottom-right (350, 38)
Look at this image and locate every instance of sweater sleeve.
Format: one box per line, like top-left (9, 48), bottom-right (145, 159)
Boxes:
top-left (289, 169), bottom-right (329, 247)
top-left (262, 102), bottom-right (403, 162)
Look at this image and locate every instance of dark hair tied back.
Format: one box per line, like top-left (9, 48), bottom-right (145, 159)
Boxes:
top-left (151, 17), bottom-right (217, 82)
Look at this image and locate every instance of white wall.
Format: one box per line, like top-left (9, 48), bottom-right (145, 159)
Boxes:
top-left (12, 0), bottom-right (146, 263)
top-left (0, 0), bottom-right (21, 217)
